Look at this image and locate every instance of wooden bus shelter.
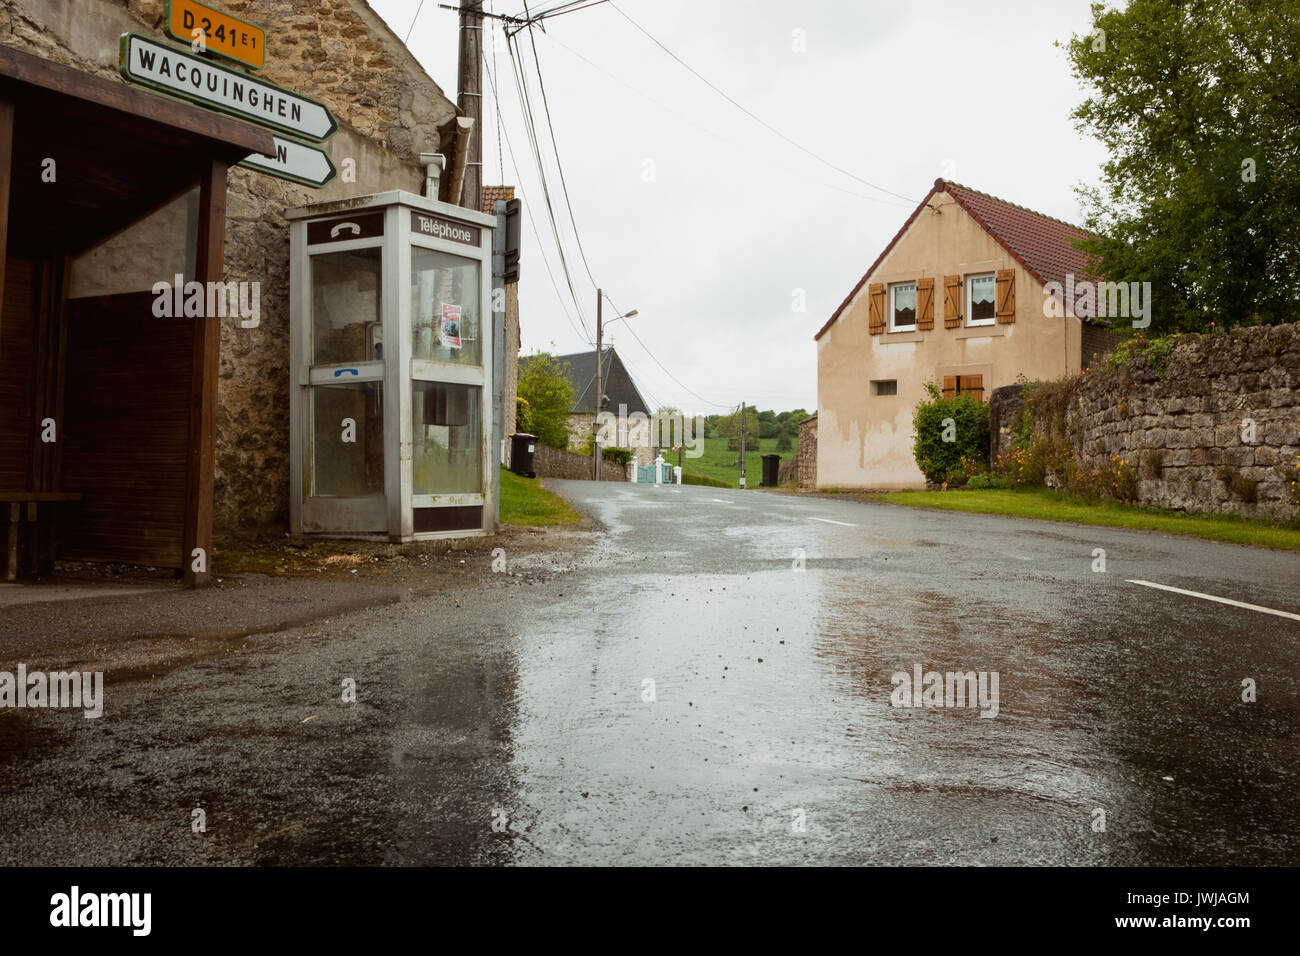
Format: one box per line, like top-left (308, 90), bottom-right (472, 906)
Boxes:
top-left (0, 45), bottom-right (274, 586)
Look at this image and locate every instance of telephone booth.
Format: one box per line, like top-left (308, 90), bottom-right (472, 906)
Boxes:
top-left (286, 191), bottom-right (496, 540)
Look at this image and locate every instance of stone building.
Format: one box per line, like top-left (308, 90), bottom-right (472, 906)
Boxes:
top-left (542, 347), bottom-right (655, 467)
top-left (0, 0), bottom-right (483, 581)
top-left (481, 184), bottom-right (520, 445)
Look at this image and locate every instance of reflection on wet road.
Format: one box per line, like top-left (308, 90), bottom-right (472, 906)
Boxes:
top-left (1, 480), bottom-right (1295, 865)
top-left (483, 482), bottom-right (1299, 864)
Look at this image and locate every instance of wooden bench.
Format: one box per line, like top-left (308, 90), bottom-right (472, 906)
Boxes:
top-left (0, 492), bottom-right (82, 582)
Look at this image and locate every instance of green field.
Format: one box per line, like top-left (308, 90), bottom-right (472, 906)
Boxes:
top-left (499, 467), bottom-right (582, 526)
top-left (874, 487), bottom-right (1300, 550)
top-left (672, 436), bottom-right (798, 489)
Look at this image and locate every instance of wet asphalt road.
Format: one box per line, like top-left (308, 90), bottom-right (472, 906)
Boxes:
top-left (1, 481), bottom-right (1297, 865)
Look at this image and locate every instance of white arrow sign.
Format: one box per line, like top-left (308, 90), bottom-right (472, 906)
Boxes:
top-left (119, 33), bottom-right (337, 142)
top-left (240, 135), bottom-right (337, 188)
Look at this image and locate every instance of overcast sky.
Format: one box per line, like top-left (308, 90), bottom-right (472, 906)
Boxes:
top-left (370, 0), bottom-right (1109, 416)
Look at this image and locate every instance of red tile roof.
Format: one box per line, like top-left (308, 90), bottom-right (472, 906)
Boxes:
top-left (481, 184), bottom-right (515, 216)
top-left (814, 178), bottom-right (1096, 340)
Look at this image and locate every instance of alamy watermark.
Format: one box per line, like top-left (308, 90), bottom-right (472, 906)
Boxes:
top-left (151, 275), bottom-right (261, 328)
top-left (594, 405), bottom-right (706, 458)
top-left (50, 886), bottom-right (150, 936)
top-left (0, 665), bottom-right (103, 718)
top-left (1042, 273), bottom-right (1151, 328)
top-left (890, 663), bottom-right (999, 718)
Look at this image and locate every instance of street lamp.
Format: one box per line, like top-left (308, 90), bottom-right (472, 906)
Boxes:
top-left (594, 290), bottom-right (637, 480)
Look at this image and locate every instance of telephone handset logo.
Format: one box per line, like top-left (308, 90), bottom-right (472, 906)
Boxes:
top-left (330, 222), bottom-right (362, 238)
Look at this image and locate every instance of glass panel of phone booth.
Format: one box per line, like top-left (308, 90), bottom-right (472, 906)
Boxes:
top-left (410, 247), bottom-right (480, 367)
top-left (312, 248), bottom-right (383, 366)
top-left (412, 381), bottom-right (481, 495)
top-left (311, 382), bottom-right (384, 497)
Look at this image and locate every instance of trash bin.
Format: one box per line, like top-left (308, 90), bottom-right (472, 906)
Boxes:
top-left (761, 453), bottom-right (780, 487)
top-left (510, 432), bottom-right (537, 478)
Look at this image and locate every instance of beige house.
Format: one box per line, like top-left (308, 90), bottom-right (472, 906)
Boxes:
top-left (814, 178), bottom-right (1118, 489)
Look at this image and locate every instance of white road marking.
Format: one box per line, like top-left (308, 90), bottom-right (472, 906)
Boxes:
top-left (1127, 579), bottom-right (1300, 622)
top-left (808, 516), bottom-right (856, 527)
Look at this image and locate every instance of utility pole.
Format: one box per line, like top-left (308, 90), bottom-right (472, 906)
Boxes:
top-left (457, 0), bottom-right (483, 211)
top-left (739, 402), bottom-right (747, 489)
top-left (593, 288), bottom-right (603, 480)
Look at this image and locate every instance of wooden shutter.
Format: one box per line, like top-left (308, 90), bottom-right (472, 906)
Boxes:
top-left (943, 275), bottom-right (961, 328)
top-left (961, 374), bottom-right (985, 402)
top-left (942, 375), bottom-right (957, 399)
top-left (868, 283), bottom-right (885, 335)
top-left (916, 277), bottom-right (935, 331)
top-left (995, 269), bottom-right (1016, 324)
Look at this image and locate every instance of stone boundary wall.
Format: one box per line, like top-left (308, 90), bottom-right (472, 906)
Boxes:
top-left (532, 444), bottom-right (629, 482)
top-left (989, 384), bottom-right (1026, 464)
top-left (995, 322), bottom-right (1299, 519)
top-left (797, 416), bottom-right (818, 491)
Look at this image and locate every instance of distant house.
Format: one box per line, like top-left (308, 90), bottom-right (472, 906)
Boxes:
top-left (524, 347), bottom-right (656, 465)
top-left (814, 178), bottom-right (1120, 490)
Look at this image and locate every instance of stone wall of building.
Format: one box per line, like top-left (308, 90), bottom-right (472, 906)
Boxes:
top-left (482, 186), bottom-right (519, 445)
top-left (532, 444), bottom-right (629, 482)
top-left (997, 323), bottom-right (1300, 519)
top-left (797, 416), bottom-right (818, 491)
top-left (5, 0), bottom-right (461, 539)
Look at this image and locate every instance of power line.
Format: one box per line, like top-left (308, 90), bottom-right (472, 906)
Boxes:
top-left (404, 0), bottom-right (428, 43)
top-left (482, 24), bottom-right (594, 346)
top-left (487, 0), bottom-right (505, 183)
top-left (538, 28), bottom-right (910, 207)
top-left (603, 291), bottom-right (733, 410)
top-left (520, 3), bottom-right (600, 286)
top-left (438, 0), bottom-right (608, 34)
top-left (609, 2), bottom-right (920, 206)
top-left (505, 28), bottom-right (594, 339)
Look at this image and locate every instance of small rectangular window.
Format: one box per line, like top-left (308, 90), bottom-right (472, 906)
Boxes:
top-left (871, 380), bottom-right (898, 396)
top-left (890, 282), bottom-right (916, 331)
top-left (967, 274), bottom-right (996, 326)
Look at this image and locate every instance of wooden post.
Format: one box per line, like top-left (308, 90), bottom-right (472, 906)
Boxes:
top-left (183, 159), bottom-right (228, 587)
top-left (457, 0), bottom-right (483, 211)
top-left (0, 101), bottom-right (13, 361)
top-left (593, 288), bottom-right (602, 480)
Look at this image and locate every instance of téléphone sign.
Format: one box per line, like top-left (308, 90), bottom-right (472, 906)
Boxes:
top-left (164, 0), bottom-right (266, 69)
top-left (411, 211), bottom-right (481, 246)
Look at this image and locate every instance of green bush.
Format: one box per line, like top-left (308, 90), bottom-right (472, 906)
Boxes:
top-left (965, 472), bottom-right (1013, 490)
top-left (602, 447), bottom-right (635, 467)
top-left (912, 382), bottom-right (990, 484)
top-left (515, 397), bottom-right (533, 435)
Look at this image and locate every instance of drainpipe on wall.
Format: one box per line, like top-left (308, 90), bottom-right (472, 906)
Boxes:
top-left (420, 153), bottom-right (446, 200)
top-left (444, 116), bottom-right (475, 205)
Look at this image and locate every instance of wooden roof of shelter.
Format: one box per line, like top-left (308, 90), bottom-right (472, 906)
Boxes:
top-left (0, 43), bottom-right (275, 257)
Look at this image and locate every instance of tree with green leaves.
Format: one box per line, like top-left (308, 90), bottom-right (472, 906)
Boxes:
top-left (652, 406), bottom-right (684, 448)
top-left (518, 352), bottom-right (577, 451)
top-left (718, 407), bottom-right (760, 452)
top-left (1065, 0), bottom-right (1300, 334)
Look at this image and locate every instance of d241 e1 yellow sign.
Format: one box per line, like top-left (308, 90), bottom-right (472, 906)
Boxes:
top-left (165, 0), bottom-right (266, 70)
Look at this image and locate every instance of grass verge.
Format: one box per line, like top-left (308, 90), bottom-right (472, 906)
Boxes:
top-left (499, 467), bottom-right (582, 526)
top-left (873, 486), bottom-right (1300, 550)
top-left (672, 436), bottom-right (796, 488)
